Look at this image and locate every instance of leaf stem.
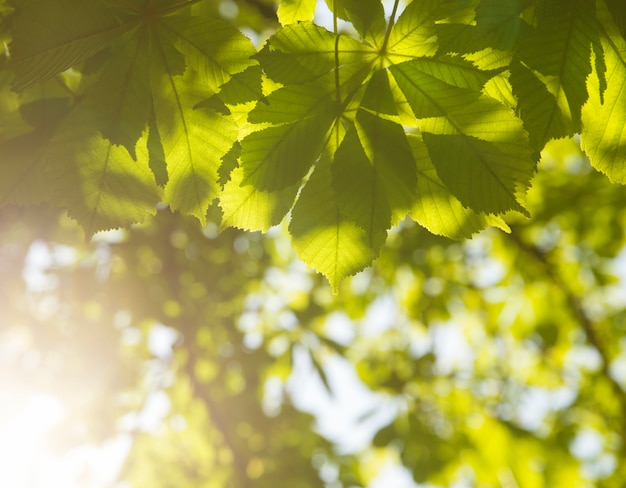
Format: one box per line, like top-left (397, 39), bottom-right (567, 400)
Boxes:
top-left (381, 0), bottom-right (401, 54)
top-left (333, 0), bottom-right (341, 107)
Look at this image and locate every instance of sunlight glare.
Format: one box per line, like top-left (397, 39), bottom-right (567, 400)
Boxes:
top-left (0, 393), bottom-right (64, 487)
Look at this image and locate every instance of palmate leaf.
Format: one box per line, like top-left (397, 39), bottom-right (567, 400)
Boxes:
top-left (433, 0), bottom-right (530, 71)
top-left (8, 0), bottom-right (134, 90)
top-left (390, 59), bottom-right (533, 214)
top-left (219, 83), bottom-right (337, 230)
top-left (151, 48), bottom-right (239, 225)
top-left (221, 22), bottom-right (376, 231)
top-left (44, 125), bottom-right (161, 238)
top-left (212, 65), bottom-right (264, 106)
top-left (605, 0), bottom-right (626, 38)
top-left (581, 2), bottom-right (626, 183)
top-left (160, 14), bottom-right (257, 93)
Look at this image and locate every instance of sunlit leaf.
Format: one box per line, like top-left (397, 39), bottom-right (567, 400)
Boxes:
top-left (510, 61), bottom-right (574, 153)
top-left (79, 30), bottom-right (152, 158)
top-left (407, 134), bottom-right (509, 238)
top-left (290, 155), bottom-right (377, 293)
top-left (391, 60), bottom-right (533, 214)
top-left (45, 126), bottom-right (161, 238)
top-left (581, 2), bottom-right (626, 183)
top-left (149, 16), bottom-right (243, 224)
top-left (240, 82), bottom-right (338, 191)
top-left (277, 0), bottom-right (316, 25)
top-left (220, 166), bottom-right (299, 232)
top-left (8, 0), bottom-right (133, 89)
top-left (325, 0), bottom-right (386, 46)
top-left (256, 21), bottom-right (376, 88)
top-left (517, 0), bottom-right (597, 127)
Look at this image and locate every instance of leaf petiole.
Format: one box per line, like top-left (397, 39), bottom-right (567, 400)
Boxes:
top-left (380, 0), bottom-right (400, 54)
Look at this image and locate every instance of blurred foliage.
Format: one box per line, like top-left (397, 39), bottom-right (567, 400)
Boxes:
top-left (2, 137), bottom-right (626, 487)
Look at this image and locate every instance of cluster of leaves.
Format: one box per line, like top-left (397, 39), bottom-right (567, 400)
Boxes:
top-left (1, 0), bottom-right (626, 291)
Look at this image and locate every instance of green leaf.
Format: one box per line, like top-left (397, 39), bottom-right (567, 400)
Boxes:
top-left (256, 22), bottom-right (376, 87)
top-left (146, 105), bottom-right (168, 187)
top-left (326, 0), bottom-right (386, 46)
top-left (290, 155), bottom-right (377, 293)
top-left (407, 134), bottom-right (510, 239)
top-left (0, 97), bottom-right (72, 205)
top-left (391, 55), bottom-right (499, 92)
top-left (79, 30), bottom-right (152, 159)
top-left (510, 61), bottom-right (573, 153)
top-left (331, 127), bottom-right (390, 250)
top-left (8, 0), bottom-right (132, 90)
top-left (220, 166), bottom-right (300, 232)
top-left (240, 82), bottom-right (338, 191)
top-left (386, 0), bottom-right (474, 61)
top-left (421, 132), bottom-right (531, 215)
top-left (161, 14), bottom-right (257, 93)
top-left (45, 127), bottom-right (161, 238)
top-left (333, 71), bottom-right (416, 232)
top-left (277, 0), bottom-right (317, 25)
top-left (517, 0), bottom-right (597, 127)
top-left (149, 16), bottom-right (242, 224)
top-left (581, 3), bottom-right (626, 183)
top-left (153, 73), bottom-right (238, 224)
top-left (473, 0), bottom-right (525, 52)
top-left (391, 60), bottom-right (533, 214)
top-left (605, 0), bottom-right (626, 38)
top-left (213, 65), bottom-right (264, 106)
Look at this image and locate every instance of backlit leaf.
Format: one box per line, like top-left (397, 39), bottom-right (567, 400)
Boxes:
top-left (581, 3), bottom-right (626, 183)
top-left (277, 0), bottom-right (316, 25)
top-left (407, 134), bottom-right (510, 239)
top-left (150, 15), bottom-right (243, 224)
top-left (240, 82), bottom-right (338, 191)
top-left (391, 60), bottom-right (533, 214)
top-left (256, 22), bottom-right (376, 88)
top-left (9, 0), bottom-right (132, 89)
top-left (326, 0), bottom-right (386, 46)
top-left (517, 0), bottom-right (597, 127)
top-left (510, 61), bottom-right (573, 153)
top-left (45, 126), bottom-right (161, 238)
top-left (290, 155), bottom-right (376, 293)
top-left (220, 166), bottom-right (300, 232)
top-left (79, 30), bottom-right (152, 159)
